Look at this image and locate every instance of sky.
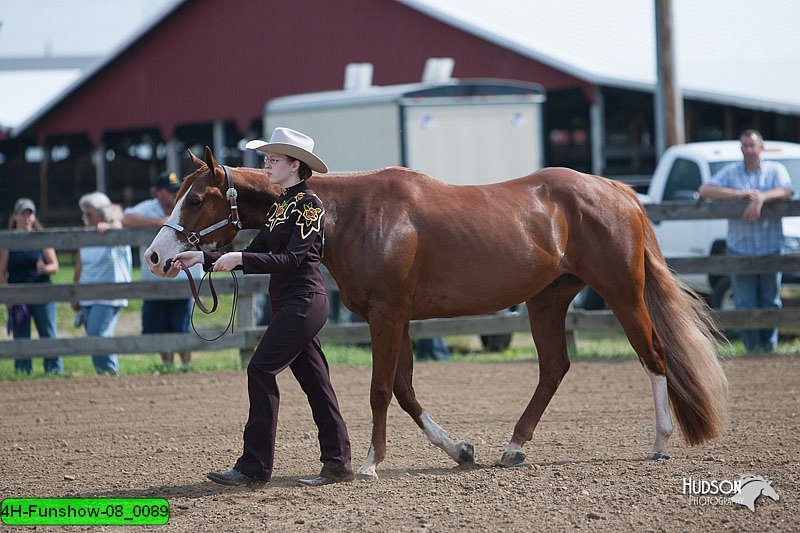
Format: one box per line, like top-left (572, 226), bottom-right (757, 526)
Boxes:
top-left (0, 0), bottom-right (177, 57)
top-left (0, 0), bottom-right (178, 130)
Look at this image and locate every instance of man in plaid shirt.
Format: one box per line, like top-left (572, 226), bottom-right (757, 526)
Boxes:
top-left (699, 129), bottom-right (793, 352)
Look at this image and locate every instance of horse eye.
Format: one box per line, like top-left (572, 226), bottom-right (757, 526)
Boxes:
top-left (187, 196), bottom-right (202, 208)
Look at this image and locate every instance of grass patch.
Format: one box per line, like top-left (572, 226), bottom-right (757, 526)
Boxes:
top-left (2, 331), bottom-right (798, 381)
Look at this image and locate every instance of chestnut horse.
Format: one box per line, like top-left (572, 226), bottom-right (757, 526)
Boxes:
top-left (145, 147), bottom-right (728, 479)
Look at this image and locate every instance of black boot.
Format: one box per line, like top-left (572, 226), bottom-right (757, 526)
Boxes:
top-left (298, 463), bottom-right (355, 487)
top-left (207, 468), bottom-right (266, 486)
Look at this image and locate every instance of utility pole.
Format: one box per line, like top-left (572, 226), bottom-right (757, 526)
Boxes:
top-left (654, 0), bottom-right (685, 157)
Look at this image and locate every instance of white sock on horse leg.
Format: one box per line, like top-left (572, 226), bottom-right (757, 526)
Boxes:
top-left (420, 411), bottom-right (461, 459)
top-left (647, 370), bottom-right (673, 458)
top-left (356, 445), bottom-right (378, 479)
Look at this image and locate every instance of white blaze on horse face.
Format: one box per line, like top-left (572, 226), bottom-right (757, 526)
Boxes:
top-left (144, 184), bottom-right (193, 277)
top-left (646, 370), bottom-right (672, 459)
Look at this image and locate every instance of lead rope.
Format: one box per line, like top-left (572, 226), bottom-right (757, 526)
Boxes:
top-left (174, 258), bottom-right (238, 342)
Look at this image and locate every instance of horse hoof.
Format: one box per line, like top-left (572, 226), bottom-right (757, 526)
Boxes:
top-left (356, 464), bottom-right (379, 481)
top-left (648, 451), bottom-right (670, 460)
top-left (456, 441), bottom-right (476, 464)
top-left (498, 450), bottom-right (526, 468)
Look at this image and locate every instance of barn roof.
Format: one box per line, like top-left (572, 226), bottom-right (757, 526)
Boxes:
top-left (0, 0), bottom-right (181, 137)
top-left (10, 0), bottom-right (582, 143)
top-left (399, 0), bottom-right (800, 115)
top-left (7, 0), bottom-right (800, 141)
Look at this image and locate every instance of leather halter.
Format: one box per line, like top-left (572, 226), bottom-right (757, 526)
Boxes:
top-left (173, 257), bottom-right (238, 342)
top-left (160, 165), bottom-right (241, 341)
top-left (162, 165), bottom-right (242, 249)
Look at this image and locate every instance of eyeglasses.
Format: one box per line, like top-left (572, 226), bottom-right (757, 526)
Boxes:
top-left (263, 156), bottom-right (287, 167)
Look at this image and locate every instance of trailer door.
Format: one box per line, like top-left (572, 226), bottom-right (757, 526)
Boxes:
top-left (403, 101), bottom-right (542, 186)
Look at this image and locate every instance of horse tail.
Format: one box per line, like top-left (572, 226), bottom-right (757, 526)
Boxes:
top-left (642, 223), bottom-right (728, 445)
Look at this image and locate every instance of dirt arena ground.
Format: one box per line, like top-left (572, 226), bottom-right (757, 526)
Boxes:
top-left (1, 355), bottom-right (797, 532)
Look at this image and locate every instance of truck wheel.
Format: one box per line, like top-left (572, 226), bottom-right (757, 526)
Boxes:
top-left (710, 277), bottom-right (735, 310)
top-left (480, 334), bottom-right (512, 352)
top-left (710, 277), bottom-right (738, 340)
top-left (572, 287), bottom-right (606, 310)
top-left (479, 306), bottom-right (520, 352)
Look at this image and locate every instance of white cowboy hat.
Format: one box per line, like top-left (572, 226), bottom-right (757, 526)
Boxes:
top-left (245, 127), bottom-right (328, 173)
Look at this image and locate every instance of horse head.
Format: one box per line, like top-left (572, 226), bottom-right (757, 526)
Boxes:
top-left (144, 146), bottom-right (274, 277)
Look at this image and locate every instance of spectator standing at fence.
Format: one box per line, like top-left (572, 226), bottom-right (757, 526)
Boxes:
top-left (73, 192), bottom-right (132, 375)
top-left (698, 129), bottom-right (793, 352)
top-left (0, 198), bottom-right (63, 374)
top-left (122, 172), bottom-right (201, 370)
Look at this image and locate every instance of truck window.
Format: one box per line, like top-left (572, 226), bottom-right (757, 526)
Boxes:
top-left (663, 158), bottom-right (701, 201)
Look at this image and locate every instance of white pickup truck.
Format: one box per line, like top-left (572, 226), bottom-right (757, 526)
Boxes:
top-left (574, 140), bottom-right (800, 310)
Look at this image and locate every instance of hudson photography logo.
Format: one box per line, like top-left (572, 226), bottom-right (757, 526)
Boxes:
top-left (682, 475), bottom-right (780, 512)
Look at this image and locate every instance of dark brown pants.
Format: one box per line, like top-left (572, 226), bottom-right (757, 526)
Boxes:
top-left (233, 292), bottom-right (351, 480)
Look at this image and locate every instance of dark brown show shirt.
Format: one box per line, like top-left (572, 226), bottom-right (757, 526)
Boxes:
top-left (203, 181), bottom-right (326, 303)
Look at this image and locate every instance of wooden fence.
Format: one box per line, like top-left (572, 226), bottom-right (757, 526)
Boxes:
top-left (2, 199), bottom-right (800, 363)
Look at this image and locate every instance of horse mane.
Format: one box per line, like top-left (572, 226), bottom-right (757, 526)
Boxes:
top-left (316, 166), bottom-right (413, 178)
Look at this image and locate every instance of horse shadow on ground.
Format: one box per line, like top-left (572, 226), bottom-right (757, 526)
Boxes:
top-left (68, 456), bottom-right (653, 500)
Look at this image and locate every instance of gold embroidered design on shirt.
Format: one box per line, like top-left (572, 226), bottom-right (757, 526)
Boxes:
top-left (266, 198), bottom-right (293, 230)
top-left (293, 200), bottom-right (324, 239)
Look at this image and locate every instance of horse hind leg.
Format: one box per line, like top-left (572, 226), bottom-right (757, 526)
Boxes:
top-left (392, 329), bottom-right (475, 465)
top-left (601, 288), bottom-right (673, 460)
top-left (499, 276), bottom-right (584, 467)
top-left (646, 366), bottom-right (672, 459)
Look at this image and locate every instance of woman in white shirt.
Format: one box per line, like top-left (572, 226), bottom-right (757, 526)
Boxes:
top-left (73, 192), bottom-right (132, 375)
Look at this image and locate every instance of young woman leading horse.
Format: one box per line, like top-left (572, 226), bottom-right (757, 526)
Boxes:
top-left (144, 146), bottom-right (728, 481)
top-left (170, 128), bottom-right (354, 487)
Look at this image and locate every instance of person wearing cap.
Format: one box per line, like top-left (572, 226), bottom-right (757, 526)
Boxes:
top-left (123, 172), bottom-right (201, 370)
top-left (73, 192), bottom-right (132, 375)
top-left (0, 198), bottom-right (63, 374)
top-left (173, 127), bottom-right (354, 487)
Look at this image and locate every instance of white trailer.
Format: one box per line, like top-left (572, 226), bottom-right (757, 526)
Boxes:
top-left (263, 79), bottom-right (546, 184)
top-left (262, 79), bottom-right (546, 351)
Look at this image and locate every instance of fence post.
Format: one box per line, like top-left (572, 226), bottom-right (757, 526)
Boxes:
top-left (237, 291), bottom-right (255, 368)
top-left (565, 329), bottom-right (578, 359)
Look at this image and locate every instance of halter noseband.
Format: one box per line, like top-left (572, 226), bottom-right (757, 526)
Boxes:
top-left (163, 165), bottom-right (242, 249)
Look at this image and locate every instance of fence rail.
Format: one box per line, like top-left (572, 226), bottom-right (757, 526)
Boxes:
top-left (2, 199), bottom-right (800, 361)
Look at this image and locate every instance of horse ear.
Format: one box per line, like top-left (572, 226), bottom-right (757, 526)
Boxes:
top-left (204, 145), bottom-right (218, 171)
top-left (188, 150), bottom-right (204, 169)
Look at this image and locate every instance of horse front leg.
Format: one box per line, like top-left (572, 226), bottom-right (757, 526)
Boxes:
top-left (393, 328), bottom-right (476, 465)
top-left (355, 312), bottom-right (406, 481)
